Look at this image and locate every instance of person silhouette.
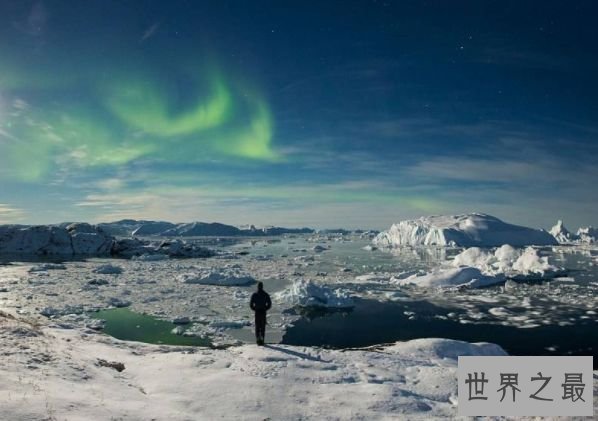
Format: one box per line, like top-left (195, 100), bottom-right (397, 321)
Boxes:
top-left (249, 281), bottom-right (271, 345)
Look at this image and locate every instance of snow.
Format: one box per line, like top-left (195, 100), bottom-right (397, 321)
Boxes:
top-left (275, 280), bottom-right (355, 308)
top-left (0, 310), bottom-right (520, 420)
top-left (177, 268), bottom-right (256, 286)
top-left (374, 213), bottom-right (558, 247)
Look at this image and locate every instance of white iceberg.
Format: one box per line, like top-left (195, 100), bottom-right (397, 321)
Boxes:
top-left (396, 267), bottom-right (504, 288)
top-left (549, 220), bottom-right (576, 243)
top-left (374, 213), bottom-right (557, 247)
top-left (576, 226), bottom-right (597, 244)
top-left (0, 223), bottom-right (113, 256)
top-left (548, 219), bottom-right (597, 244)
top-left (400, 245), bottom-right (564, 288)
top-left (275, 280), bottom-right (355, 309)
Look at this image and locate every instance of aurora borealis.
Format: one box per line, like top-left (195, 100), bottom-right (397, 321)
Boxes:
top-left (1, 1), bottom-right (597, 228)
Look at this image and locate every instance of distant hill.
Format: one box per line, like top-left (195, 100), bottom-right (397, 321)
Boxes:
top-left (97, 220), bottom-right (315, 237)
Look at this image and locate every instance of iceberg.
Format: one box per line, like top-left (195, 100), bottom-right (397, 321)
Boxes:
top-left (0, 223), bottom-right (113, 256)
top-left (396, 267), bottom-right (504, 288)
top-left (576, 226), bottom-right (597, 244)
top-left (374, 213), bottom-right (557, 247)
top-left (549, 220), bottom-right (576, 243)
top-left (399, 244), bottom-right (565, 288)
top-left (275, 280), bottom-right (355, 309)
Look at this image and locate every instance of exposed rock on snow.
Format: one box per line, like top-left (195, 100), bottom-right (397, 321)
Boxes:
top-left (374, 213), bottom-right (558, 247)
top-left (177, 268), bottom-right (256, 286)
top-left (275, 280), bottom-right (355, 308)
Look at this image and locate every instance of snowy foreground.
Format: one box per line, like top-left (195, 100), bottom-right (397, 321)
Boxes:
top-left (0, 310), bottom-right (516, 420)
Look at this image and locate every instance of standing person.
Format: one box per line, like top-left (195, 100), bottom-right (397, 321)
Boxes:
top-left (249, 282), bottom-right (271, 345)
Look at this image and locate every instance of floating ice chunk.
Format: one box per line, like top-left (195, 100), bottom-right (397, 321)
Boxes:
top-left (396, 267), bottom-right (504, 289)
top-left (208, 320), bottom-right (251, 329)
top-left (107, 297), bottom-right (131, 308)
top-left (275, 280), bottom-right (355, 308)
top-left (93, 264), bottom-right (123, 275)
top-left (448, 245), bottom-right (564, 281)
top-left (171, 326), bottom-right (185, 335)
top-left (132, 254), bottom-right (169, 261)
top-left (508, 247), bottom-right (563, 280)
top-left (172, 316), bottom-right (191, 325)
top-left (177, 269), bottom-right (256, 286)
top-left (28, 263), bottom-right (67, 272)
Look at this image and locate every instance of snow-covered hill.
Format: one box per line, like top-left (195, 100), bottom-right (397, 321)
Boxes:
top-left (374, 213), bottom-right (558, 247)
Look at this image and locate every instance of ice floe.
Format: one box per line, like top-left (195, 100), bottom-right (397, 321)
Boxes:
top-left (177, 268), bottom-right (256, 286)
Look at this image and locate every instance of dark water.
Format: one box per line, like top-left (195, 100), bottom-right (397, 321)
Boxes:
top-left (90, 308), bottom-right (210, 347)
top-left (281, 299), bottom-right (598, 369)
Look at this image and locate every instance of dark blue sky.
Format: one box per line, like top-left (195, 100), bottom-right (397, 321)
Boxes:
top-left (0, 0), bottom-right (596, 229)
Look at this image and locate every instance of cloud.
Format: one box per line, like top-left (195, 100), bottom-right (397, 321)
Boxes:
top-left (0, 203), bottom-right (25, 223)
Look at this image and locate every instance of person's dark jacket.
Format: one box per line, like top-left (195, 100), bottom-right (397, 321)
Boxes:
top-left (250, 290), bottom-right (272, 312)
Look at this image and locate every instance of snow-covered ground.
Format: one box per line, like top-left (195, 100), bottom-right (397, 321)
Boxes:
top-left (0, 309), bottom-right (513, 420)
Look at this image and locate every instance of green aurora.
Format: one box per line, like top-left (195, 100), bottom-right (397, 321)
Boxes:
top-left (0, 58), bottom-right (278, 182)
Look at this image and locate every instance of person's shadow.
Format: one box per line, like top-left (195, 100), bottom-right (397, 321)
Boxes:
top-left (264, 344), bottom-right (332, 363)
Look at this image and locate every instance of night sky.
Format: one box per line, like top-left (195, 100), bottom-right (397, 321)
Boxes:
top-left (1, 1), bottom-right (597, 229)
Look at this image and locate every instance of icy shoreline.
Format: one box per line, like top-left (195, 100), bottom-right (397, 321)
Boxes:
top-left (0, 310), bottom-right (514, 420)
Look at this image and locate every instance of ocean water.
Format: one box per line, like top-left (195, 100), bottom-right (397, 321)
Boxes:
top-left (2, 235), bottom-right (596, 365)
